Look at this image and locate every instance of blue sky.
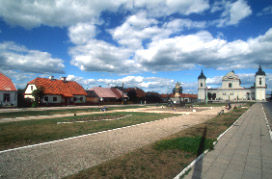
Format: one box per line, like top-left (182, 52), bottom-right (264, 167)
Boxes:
top-left (0, 0), bottom-right (272, 94)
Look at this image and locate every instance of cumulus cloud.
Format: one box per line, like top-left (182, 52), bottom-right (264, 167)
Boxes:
top-left (68, 23), bottom-right (96, 44)
top-left (134, 28), bottom-right (272, 72)
top-left (217, 0), bottom-right (252, 27)
top-left (0, 0), bottom-right (209, 29)
top-left (69, 39), bottom-right (139, 74)
top-left (0, 41), bottom-right (65, 74)
top-left (66, 75), bottom-right (176, 93)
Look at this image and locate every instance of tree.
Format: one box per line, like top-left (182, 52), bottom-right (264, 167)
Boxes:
top-left (32, 87), bottom-right (44, 107)
top-left (208, 92), bottom-right (212, 100)
top-left (127, 89), bottom-right (137, 103)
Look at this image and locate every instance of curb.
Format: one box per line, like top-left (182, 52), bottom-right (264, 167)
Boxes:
top-left (173, 107), bottom-right (249, 179)
top-left (262, 106), bottom-right (272, 141)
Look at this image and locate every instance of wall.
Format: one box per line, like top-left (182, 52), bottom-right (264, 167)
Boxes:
top-left (0, 91), bottom-right (17, 107)
top-left (24, 84), bottom-right (37, 99)
top-left (42, 95), bottom-right (62, 103)
top-left (73, 95), bottom-right (86, 103)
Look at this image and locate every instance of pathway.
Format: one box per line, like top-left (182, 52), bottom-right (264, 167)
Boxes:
top-left (183, 103), bottom-right (272, 179)
top-left (0, 107), bottom-right (224, 179)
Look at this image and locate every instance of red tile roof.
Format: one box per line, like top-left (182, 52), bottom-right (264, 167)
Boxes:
top-left (88, 87), bottom-right (127, 98)
top-left (27, 77), bottom-right (87, 97)
top-left (0, 73), bottom-right (16, 91)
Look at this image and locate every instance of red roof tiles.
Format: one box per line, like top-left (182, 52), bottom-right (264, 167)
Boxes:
top-left (88, 87), bottom-right (127, 98)
top-left (0, 73), bottom-right (16, 91)
top-left (27, 77), bottom-right (87, 97)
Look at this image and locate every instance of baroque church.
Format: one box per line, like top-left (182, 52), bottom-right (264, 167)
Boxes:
top-left (198, 66), bottom-right (266, 101)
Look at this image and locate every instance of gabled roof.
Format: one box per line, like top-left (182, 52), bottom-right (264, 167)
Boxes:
top-left (27, 77), bottom-right (87, 97)
top-left (88, 87), bottom-right (127, 98)
top-left (223, 71), bottom-right (239, 81)
top-left (0, 73), bottom-right (17, 91)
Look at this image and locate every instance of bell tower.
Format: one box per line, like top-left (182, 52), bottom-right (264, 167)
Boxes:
top-left (198, 70), bottom-right (206, 101)
top-left (255, 66), bottom-right (266, 101)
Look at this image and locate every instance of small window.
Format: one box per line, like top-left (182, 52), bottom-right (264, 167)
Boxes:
top-left (228, 83), bottom-right (232, 88)
top-left (31, 86), bottom-right (33, 91)
top-left (200, 83), bottom-right (203, 87)
top-left (3, 93), bottom-right (10, 102)
top-left (74, 97), bottom-right (77, 101)
top-left (80, 97), bottom-right (83, 101)
top-left (44, 96), bottom-right (48, 102)
top-left (259, 78), bottom-right (262, 85)
top-left (53, 97), bottom-right (57, 102)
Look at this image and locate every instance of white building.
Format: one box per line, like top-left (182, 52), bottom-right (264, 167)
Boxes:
top-left (198, 66), bottom-right (266, 101)
top-left (25, 76), bottom-right (87, 105)
top-left (0, 73), bottom-right (17, 107)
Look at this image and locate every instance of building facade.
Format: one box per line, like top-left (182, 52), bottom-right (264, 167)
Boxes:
top-left (198, 67), bottom-right (266, 101)
top-left (0, 73), bottom-right (17, 107)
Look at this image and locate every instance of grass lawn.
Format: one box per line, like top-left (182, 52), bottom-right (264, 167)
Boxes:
top-left (0, 105), bottom-right (147, 119)
top-left (65, 105), bottom-right (249, 179)
top-left (0, 112), bottom-right (177, 151)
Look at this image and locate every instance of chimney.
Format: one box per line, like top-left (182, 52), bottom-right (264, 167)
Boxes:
top-left (49, 76), bottom-right (54, 80)
top-left (60, 77), bottom-right (67, 82)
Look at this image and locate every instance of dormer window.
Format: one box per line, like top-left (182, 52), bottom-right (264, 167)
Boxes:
top-left (229, 83), bottom-right (232, 88)
top-left (259, 78), bottom-right (262, 85)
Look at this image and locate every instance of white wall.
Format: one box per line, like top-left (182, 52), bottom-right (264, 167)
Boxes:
top-left (222, 80), bottom-right (242, 89)
top-left (73, 95), bottom-right (86, 103)
top-left (0, 91), bottom-right (17, 106)
top-left (24, 84), bottom-right (37, 99)
top-left (42, 95), bottom-right (62, 103)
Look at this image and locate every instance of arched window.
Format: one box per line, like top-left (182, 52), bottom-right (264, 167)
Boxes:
top-left (228, 83), bottom-right (232, 88)
top-left (200, 83), bottom-right (203, 87)
top-left (259, 78), bottom-right (262, 85)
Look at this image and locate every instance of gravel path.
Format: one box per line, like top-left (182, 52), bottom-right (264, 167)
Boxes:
top-left (0, 107), bottom-right (224, 179)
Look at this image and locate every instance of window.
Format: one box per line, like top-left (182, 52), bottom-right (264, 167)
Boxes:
top-left (53, 97), bottom-right (57, 102)
top-left (259, 78), bottom-right (262, 85)
top-left (3, 93), bottom-right (10, 102)
top-left (31, 86), bottom-right (33, 91)
top-left (228, 83), bottom-right (232, 88)
top-left (44, 97), bottom-right (48, 102)
top-left (200, 83), bottom-right (203, 87)
top-left (74, 97), bottom-right (77, 101)
top-left (80, 97), bottom-right (83, 101)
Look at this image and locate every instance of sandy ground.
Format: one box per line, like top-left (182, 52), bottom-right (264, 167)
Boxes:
top-left (0, 106), bottom-right (225, 179)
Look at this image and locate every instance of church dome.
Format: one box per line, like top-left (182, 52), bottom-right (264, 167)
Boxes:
top-left (198, 70), bottom-right (206, 79)
top-left (255, 66), bottom-right (266, 76)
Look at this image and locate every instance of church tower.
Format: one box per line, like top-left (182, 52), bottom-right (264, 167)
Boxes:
top-left (255, 66), bottom-right (266, 101)
top-left (198, 70), bottom-right (206, 101)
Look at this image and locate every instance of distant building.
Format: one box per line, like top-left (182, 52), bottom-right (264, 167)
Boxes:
top-left (87, 87), bottom-right (128, 103)
top-left (198, 66), bottom-right (266, 101)
top-left (24, 76), bottom-right (87, 104)
top-left (0, 73), bottom-right (17, 107)
top-left (161, 82), bottom-right (198, 103)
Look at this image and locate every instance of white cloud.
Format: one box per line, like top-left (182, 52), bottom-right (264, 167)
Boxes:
top-left (257, 5), bottom-right (272, 16)
top-left (217, 0), bottom-right (252, 27)
top-left (69, 39), bottom-right (139, 74)
top-left (0, 42), bottom-right (65, 74)
top-left (66, 75), bottom-right (176, 93)
top-left (134, 28), bottom-right (272, 72)
top-left (68, 23), bottom-right (96, 45)
top-left (0, 0), bottom-right (209, 29)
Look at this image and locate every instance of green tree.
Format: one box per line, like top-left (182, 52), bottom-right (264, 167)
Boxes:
top-left (32, 87), bottom-right (44, 107)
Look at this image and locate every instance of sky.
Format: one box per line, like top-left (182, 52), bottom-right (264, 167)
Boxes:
top-left (0, 0), bottom-right (272, 94)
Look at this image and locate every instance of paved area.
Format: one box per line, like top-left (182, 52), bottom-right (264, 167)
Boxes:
top-left (0, 107), bottom-right (224, 179)
top-left (184, 103), bottom-right (272, 179)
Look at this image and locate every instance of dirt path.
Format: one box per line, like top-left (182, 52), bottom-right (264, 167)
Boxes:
top-left (0, 107), bottom-right (224, 179)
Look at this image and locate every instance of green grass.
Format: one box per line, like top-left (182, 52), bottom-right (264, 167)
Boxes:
top-left (0, 105), bottom-right (146, 119)
top-left (154, 136), bottom-right (214, 155)
top-left (0, 112), bottom-right (177, 151)
top-left (65, 104), bottom-right (250, 179)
